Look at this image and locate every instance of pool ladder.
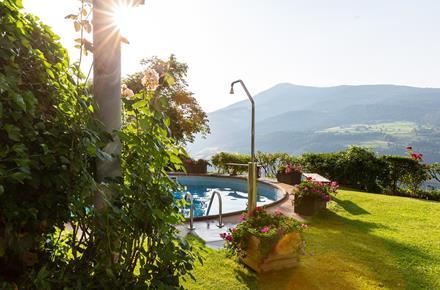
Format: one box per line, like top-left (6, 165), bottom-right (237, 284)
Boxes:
top-left (185, 190), bottom-right (224, 230)
top-left (184, 192), bottom-right (195, 230)
top-left (206, 191), bottom-right (224, 228)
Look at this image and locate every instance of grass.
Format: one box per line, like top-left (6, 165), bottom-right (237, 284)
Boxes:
top-left (320, 121), bottom-right (418, 137)
top-left (182, 189), bottom-right (440, 290)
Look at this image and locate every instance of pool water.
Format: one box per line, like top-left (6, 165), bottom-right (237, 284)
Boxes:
top-left (172, 175), bottom-right (283, 218)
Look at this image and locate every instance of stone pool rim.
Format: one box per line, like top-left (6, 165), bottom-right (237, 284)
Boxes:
top-left (169, 173), bottom-right (289, 221)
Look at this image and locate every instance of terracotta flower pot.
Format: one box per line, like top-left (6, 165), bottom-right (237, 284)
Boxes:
top-left (241, 232), bottom-right (303, 273)
top-left (294, 195), bottom-right (326, 216)
top-left (276, 171), bottom-right (302, 185)
top-left (184, 162), bottom-right (208, 174)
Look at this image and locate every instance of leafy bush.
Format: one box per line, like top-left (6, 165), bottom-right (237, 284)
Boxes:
top-left (1, 2), bottom-right (197, 288)
top-left (301, 147), bottom-right (388, 192)
top-left (300, 152), bottom-right (343, 181)
top-left (381, 155), bottom-right (428, 195)
top-left (256, 152), bottom-right (298, 177)
top-left (211, 152), bottom-right (251, 174)
top-left (0, 0), bottom-right (103, 285)
top-left (210, 151), bottom-right (298, 177)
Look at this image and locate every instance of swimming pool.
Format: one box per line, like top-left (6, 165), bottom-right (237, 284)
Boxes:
top-left (171, 175), bottom-right (285, 218)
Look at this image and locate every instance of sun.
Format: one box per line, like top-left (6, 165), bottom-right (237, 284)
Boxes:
top-left (112, 4), bottom-right (137, 36)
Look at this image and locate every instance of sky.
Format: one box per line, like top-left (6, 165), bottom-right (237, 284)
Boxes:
top-left (23, 0), bottom-right (440, 112)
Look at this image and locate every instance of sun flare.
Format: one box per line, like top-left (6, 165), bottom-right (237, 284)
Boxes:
top-left (112, 4), bottom-right (137, 35)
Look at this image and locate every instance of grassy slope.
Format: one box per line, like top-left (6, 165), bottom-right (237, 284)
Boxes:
top-left (182, 189), bottom-right (440, 290)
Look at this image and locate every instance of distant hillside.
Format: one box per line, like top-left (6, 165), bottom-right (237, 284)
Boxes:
top-left (188, 84), bottom-right (440, 162)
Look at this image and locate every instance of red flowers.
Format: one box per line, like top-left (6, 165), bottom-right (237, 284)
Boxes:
top-left (406, 146), bottom-right (423, 161)
top-left (220, 232), bottom-right (233, 241)
top-left (411, 152), bottom-right (423, 161)
top-left (260, 226), bottom-right (269, 233)
top-left (283, 163), bottom-right (303, 174)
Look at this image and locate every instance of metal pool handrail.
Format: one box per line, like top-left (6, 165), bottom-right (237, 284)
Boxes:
top-left (184, 192), bottom-right (195, 230)
top-left (206, 191), bottom-right (224, 228)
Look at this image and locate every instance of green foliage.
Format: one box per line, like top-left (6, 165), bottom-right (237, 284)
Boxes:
top-left (211, 152), bottom-right (251, 174)
top-left (428, 162), bottom-right (440, 183)
top-left (256, 152), bottom-right (298, 177)
top-left (1, 3), bottom-right (197, 288)
top-left (123, 55), bottom-right (210, 144)
top-left (0, 0), bottom-right (104, 285)
top-left (300, 151), bottom-right (343, 181)
top-left (301, 147), bottom-right (389, 192)
top-left (382, 155), bottom-right (429, 196)
top-left (221, 208), bottom-right (305, 258)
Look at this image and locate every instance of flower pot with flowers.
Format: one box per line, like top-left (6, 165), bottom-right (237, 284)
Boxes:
top-left (220, 207), bottom-right (307, 273)
top-left (276, 163), bottom-right (303, 185)
top-left (293, 177), bottom-right (338, 216)
top-left (182, 158), bottom-right (210, 174)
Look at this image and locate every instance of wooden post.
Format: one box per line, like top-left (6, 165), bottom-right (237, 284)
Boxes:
top-left (93, 0), bottom-right (122, 183)
top-left (248, 162), bottom-right (257, 214)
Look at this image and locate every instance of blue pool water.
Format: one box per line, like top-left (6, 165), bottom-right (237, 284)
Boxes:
top-left (172, 175), bottom-right (284, 218)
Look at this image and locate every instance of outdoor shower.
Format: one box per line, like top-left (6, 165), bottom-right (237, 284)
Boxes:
top-left (230, 80), bottom-right (257, 215)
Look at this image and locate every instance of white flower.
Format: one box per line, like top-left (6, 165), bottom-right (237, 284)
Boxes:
top-left (121, 85), bottom-right (134, 99)
top-left (141, 68), bottom-right (160, 91)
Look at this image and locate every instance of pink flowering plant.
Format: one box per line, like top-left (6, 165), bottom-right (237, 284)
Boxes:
top-left (296, 177), bottom-right (339, 203)
top-left (220, 207), bottom-right (306, 258)
top-left (278, 163), bottom-right (303, 174)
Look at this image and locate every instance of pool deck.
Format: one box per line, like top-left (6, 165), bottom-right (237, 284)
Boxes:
top-left (177, 176), bottom-right (307, 249)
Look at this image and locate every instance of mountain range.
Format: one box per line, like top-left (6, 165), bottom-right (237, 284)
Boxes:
top-left (188, 84), bottom-right (440, 162)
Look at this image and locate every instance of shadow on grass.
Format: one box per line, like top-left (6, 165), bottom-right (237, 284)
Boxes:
top-left (233, 267), bottom-right (259, 289)
top-left (332, 196), bottom-right (370, 215)
top-left (259, 209), bottom-right (437, 290)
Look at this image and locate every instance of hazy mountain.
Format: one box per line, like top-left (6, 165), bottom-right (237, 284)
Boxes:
top-left (188, 84), bottom-right (440, 162)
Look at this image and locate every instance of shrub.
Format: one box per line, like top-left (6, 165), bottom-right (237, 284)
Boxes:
top-left (0, 2), bottom-right (197, 288)
top-left (300, 152), bottom-right (343, 181)
top-left (381, 155), bottom-right (428, 195)
top-left (256, 152), bottom-right (298, 177)
top-left (0, 1), bottom-right (103, 285)
top-left (211, 152), bottom-right (251, 174)
top-left (301, 147), bottom-right (387, 193)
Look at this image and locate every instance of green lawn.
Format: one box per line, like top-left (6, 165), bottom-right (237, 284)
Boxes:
top-left (182, 189), bottom-right (440, 290)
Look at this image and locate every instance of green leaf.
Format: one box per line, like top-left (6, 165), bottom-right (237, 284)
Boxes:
top-left (4, 124), bottom-right (21, 141)
top-left (10, 172), bottom-right (28, 183)
top-left (96, 149), bottom-right (112, 161)
top-left (0, 185), bottom-right (4, 196)
top-left (12, 94), bottom-right (26, 111)
top-left (164, 73), bottom-right (175, 86)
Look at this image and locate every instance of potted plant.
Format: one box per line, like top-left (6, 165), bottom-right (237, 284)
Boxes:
top-left (183, 158), bottom-right (209, 174)
top-left (276, 163), bottom-right (303, 185)
top-left (220, 207), bottom-right (307, 273)
top-left (293, 177), bottom-right (338, 216)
